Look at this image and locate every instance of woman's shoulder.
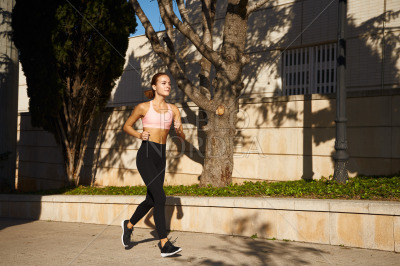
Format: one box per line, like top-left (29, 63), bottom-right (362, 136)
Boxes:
top-left (133, 101), bottom-right (151, 115)
top-left (138, 101), bottom-right (151, 107)
top-left (167, 102), bottom-right (179, 111)
top-left (167, 103), bottom-right (181, 118)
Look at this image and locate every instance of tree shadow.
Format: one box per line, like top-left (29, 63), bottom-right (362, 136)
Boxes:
top-left (235, 0), bottom-right (400, 180)
top-left (171, 215), bottom-right (328, 266)
top-left (141, 196), bottom-right (184, 237)
top-left (192, 236), bottom-right (326, 265)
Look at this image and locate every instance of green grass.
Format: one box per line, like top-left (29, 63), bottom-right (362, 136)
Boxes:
top-left (250, 233), bottom-right (258, 239)
top-left (19, 175), bottom-right (400, 201)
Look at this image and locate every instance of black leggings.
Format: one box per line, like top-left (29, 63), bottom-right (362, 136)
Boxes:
top-left (129, 140), bottom-right (167, 239)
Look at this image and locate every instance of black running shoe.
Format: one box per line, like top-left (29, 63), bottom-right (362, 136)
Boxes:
top-left (121, 220), bottom-right (133, 247)
top-left (161, 240), bottom-right (182, 257)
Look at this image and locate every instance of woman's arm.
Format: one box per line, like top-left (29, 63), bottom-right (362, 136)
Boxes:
top-left (123, 103), bottom-right (149, 140)
top-left (171, 105), bottom-right (185, 140)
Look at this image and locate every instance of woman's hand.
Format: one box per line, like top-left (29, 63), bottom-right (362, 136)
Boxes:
top-left (174, 120), bottom-right (185, 140)
top-left (174, 120), bottom-right (182, 134)
top-left (140, 131), bottom-right (150, 140)
top-left (171, 104), bottom-right (185, 141)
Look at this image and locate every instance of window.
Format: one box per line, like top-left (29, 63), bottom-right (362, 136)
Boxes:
top-left (281, 44), bottom-right (337, 96)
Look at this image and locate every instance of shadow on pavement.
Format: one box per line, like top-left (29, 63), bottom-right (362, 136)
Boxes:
top-left (0, 217), bottom-right (37, 231)
top-left (178, 234), bottom-right (327, 266)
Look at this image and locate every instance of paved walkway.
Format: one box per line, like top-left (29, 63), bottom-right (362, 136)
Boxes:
top-left (0, 218), bottom-right (399, 265)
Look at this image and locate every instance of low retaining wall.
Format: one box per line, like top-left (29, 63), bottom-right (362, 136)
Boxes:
top-left (0, 195), bottom-right (399, 252)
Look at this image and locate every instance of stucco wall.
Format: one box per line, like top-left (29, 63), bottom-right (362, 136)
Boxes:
top-left (16, 90), bottom-right (400, 190)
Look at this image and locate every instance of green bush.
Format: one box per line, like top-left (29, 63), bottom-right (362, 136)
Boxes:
top-left (20, 176), bottom-right (400, 201)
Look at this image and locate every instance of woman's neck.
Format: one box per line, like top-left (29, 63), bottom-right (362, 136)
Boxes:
top-left (152, 95), bottom-right (166, 105)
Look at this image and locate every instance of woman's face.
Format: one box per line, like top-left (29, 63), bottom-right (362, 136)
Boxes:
top-left (152, 75), bottom-right (171, 97)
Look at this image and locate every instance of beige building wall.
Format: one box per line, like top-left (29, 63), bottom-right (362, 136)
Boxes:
top-left (16, 0), bottom-right (400, 190)
top-left (16, 90), bottom-right (400, 190)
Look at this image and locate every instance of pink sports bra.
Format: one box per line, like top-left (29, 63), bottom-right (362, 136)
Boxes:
top-left (142, 100), bottom-right (173, 129)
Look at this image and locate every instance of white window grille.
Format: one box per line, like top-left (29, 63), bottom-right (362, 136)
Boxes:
top-left (281, 44), bottom-right (337, 96)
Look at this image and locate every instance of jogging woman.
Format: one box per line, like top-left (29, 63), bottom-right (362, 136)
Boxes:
top-left (121, 73), bottom-right (185, 257)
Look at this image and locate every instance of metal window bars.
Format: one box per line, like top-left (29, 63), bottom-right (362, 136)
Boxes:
top-left (282, 44), bottom-right (337, 96)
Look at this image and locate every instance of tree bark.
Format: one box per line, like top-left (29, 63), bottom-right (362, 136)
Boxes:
top-left (200, 102), bottom-right (237, 186)
top-left (198, 0), bottom-right (249, 186)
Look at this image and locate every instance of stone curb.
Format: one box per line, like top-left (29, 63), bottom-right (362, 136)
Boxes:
top-left (1, 195), bottom-right (399, 216)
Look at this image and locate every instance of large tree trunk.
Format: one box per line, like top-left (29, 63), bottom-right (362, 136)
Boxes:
top-left (199, 1), bottom-right (248, 186)
top-left (200, 101), bottom-right (238, 187)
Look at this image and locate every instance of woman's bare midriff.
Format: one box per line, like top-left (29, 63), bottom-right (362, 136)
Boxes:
top-left (144, 127), bottom-right (170, 144)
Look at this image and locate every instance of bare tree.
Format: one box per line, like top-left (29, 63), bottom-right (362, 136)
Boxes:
top-left (130, 0), bottom-right (270, 187)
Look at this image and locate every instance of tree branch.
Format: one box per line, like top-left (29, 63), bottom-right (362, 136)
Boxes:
top-left (55, 117), bottom-right (71, 185)
top-left (157, 0), bottom-right (174, 42)
top-left (63, 101), bottom-right (72, 136)
top-left (56, 116), bottom-right (69, 153)
top-left (247, 0), bottom-right (269, 16)
top-left (74, 107), bottom-right (95, 186)
top-left (130, 1), bottom-right (167, 57)
top-left (176, 0), bottom-right (190, 24)
top-left (198, 0), bottom-right (217, 100)
top-left (159, 0), bottom-right (222, 68)
top-left (71, 85), bottom-right (89, 148)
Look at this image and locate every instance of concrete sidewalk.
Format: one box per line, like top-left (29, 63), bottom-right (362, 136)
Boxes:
top-left (0, 218), bottom-right (399, 265)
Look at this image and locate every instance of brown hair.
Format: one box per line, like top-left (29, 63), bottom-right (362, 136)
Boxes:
top-left (144, 72), bottom-right (168, 99)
